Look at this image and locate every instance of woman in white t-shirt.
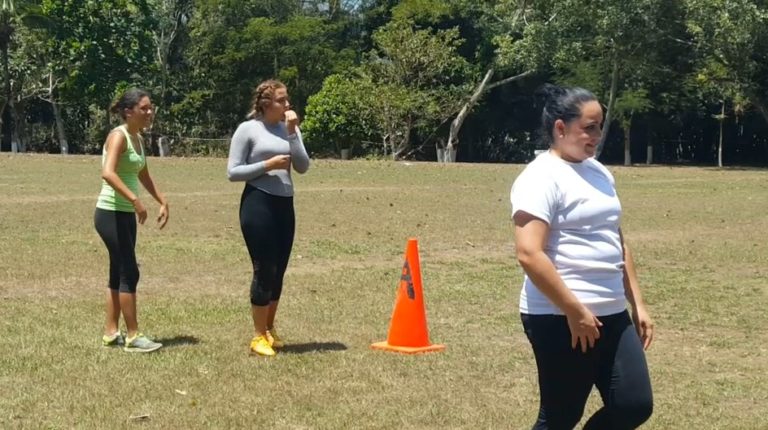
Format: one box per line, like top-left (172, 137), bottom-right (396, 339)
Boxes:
top-left (511, 84), bottom-right (654, 430)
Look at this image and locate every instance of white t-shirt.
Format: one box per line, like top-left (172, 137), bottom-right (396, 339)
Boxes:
top-left (510, 151), bottom-right (627, 316)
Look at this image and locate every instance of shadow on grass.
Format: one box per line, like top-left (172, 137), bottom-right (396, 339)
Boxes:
top-left (280, 342), bottom-right (347, 354)
top-left (155, 335), bottom-right (200, 348)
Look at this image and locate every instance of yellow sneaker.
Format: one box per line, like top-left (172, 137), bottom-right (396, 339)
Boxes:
top-left (266, 329), bottom-right (285, 349)
top-left (249, 335), bottom-right (276, 357)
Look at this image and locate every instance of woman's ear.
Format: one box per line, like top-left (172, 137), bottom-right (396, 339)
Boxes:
top-left (554, 119), bottom-right (566, 139)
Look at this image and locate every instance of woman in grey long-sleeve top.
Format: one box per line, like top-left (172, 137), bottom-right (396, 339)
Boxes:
top-left (227, 79), bottom-right (310, 357)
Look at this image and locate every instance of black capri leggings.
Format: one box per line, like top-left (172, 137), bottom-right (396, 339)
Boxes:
top-left (239, 185), bottom-right (295, 306)
top-left (94, 208), bottom-right (140, 293)
top-left (521, 310), bottom-right (653, 430)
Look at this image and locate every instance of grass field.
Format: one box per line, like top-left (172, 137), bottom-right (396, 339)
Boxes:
top-left (1, 154), bottom-right (767, 429)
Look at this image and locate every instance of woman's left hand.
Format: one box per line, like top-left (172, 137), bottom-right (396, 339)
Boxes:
top-left (632, 304), bottom-right (654, 350)
top-left (157, 203), bottom-right (169, 229)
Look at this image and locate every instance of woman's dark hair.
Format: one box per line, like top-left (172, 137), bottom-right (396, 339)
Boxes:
top-left (536, 84), bottom-right (598, 146)
top-left (110, 88), bottom-right (150, 120)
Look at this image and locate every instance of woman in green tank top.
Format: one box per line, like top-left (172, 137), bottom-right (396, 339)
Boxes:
top-left (93, 88), bottom-right (169, 353)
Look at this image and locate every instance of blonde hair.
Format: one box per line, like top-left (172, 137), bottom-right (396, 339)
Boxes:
top-left (247, 79), bottom-right (286, 119)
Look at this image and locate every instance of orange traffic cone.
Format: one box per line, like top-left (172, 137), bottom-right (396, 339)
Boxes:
top-left (371, 238), bottom-right (445, 354)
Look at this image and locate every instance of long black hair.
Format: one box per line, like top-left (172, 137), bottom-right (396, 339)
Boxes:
top-left (536, 84), bottom-right (597, 146)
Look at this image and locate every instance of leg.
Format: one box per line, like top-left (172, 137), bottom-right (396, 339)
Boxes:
top-left (240, 186), bottom-right (278, 337)
top-left (94, 209), bottom-right (124, 335)
top-left (250, 261), bottom-right (278, 335)
top-left (120, 293), bottom-right (139, 337)
top-left (251, 304), bottom-right (269, 336)
top-left (266, 301), bottom-right (279, 330)
top-left (96, 211), bottom-right (161, 353)
top-left (522, 313), bottom-right (597, 430)
top-left (584, 312), bottom-right (653, 430)
top-left (267, 196), bottom-right (295, 330)
top-left (105, 289), bottom-right (121, 335)
top-left (115, 211), bottom-right (140, 337)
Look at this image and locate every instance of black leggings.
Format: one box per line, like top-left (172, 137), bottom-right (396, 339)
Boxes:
top-left (521, 311), bottom-right (653, 430)
top-left (239, 185), bottom-right (295, 306)
top-left (94, 208), bottom-right (139, 293)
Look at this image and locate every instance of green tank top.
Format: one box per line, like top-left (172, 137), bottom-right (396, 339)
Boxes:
top-left (96, 126), bottom-right (146, 212)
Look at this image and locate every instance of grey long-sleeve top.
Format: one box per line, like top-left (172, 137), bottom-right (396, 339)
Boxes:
top-left (227, 119), bottom-right (310, 197)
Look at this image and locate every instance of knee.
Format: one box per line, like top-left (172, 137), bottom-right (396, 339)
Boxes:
top-left (250, 276), bottom-right (271, 306)
top-left (120, 267), bottom-right (141, 293)
top-left (613, 397), bottom-right (653, 429)
top-left (250, 288), bottom-right (271, 306)
top-left (119, 266), bottom-right (140, 293)
top-left (555, 412), bottom-right (584, 430)
top-left (538, 406), bottom-right (584, 430)
top-left (251, 263), bottom-right (278, 304)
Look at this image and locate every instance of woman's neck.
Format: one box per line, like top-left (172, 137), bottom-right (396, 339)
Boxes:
top-left (124, 123), bottom-right (142, 135)
top-left (262, 116), bottom-right (281, 126)
top-left (550, 147), bottom-right (584, 163)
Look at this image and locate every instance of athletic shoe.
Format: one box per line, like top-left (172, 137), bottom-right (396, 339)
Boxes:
top-left (123, 333), bottom-right (163, 353)
top-left (266, 329), bottom-right (285, 349)
top-left (250, 335), bottom-right (276, 357)
top-left (102, 331), bottom-right (124, 348)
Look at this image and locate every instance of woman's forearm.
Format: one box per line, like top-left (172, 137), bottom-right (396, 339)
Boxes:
top-left (139, 170), bottom-right (166, 205)
top-left (622, 243), bottom-right (646, 309)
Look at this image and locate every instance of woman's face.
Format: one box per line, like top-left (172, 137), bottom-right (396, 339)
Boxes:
top-left (553, 100), bottom-right (603, 162)
top-left (263, 87), bottom-right (291, 122)
top-left (125, 96), bottom-right (154, 129)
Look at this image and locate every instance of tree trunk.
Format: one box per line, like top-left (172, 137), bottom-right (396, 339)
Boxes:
top-left (444, 69), bottom-right (533, 163)
top-left (47, 73), bottom-right (69, 154)
top-left (717, 101), bottom-right (724, 168)
top-left (445, 69), bottom-right (494, 163)
top-left (7, 110), bottom-right (17, 153)
top-left (158, 136), bottom-right (170, 156)
top-left (435, 138), bottom-right (445, 162)
top-left (393, 119), bottom-right (412, 160)
top-left (623, 118), bottom-right (632, 166)
top-left (10, 102), bottom-right (22, 153)
top-left (1, 39), bottom-right (11, 152)
top-left (646, 144), bottom-right (653, 164)
top-left (274, 53), bottom-right (279, 77)
top-left (52, 100), bottom-right (68, 154)
top-left (596, 58), bottom-right (619, 159)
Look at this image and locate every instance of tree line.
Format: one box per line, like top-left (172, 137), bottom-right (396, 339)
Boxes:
top-left (2, 0), bottom-right (767, 166)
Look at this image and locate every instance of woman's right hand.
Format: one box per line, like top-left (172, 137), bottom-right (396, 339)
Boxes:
top-left (266, 154), bottom-right (291, 171)
top-left (565, 306), bottom-right (603, 353)
top-left (133, 198), bottom-right (148, 224)
top-left (284, 110), bottom-right (299, 135)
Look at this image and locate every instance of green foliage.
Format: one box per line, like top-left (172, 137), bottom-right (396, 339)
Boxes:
top-left (555, 61), bottom-right (604, 97)
top-left (302, 73), bottom-right (377, 156)
top-left (1, 0), bottom-right (767, 164)
top-left (304, 18), bottom-right (472, 158)
top-left (391, 0), bottom-right (451, 24)
top-left (615, 89), bottom-right (652, 121)
top-left (684, 0), bottom-right (768, 104)
top-left (41, 0), bottom-right (155, 106)
top-left (369, 20), bottom-right (470, 88)
top-left (182, 3), bottom-right (358, 136)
